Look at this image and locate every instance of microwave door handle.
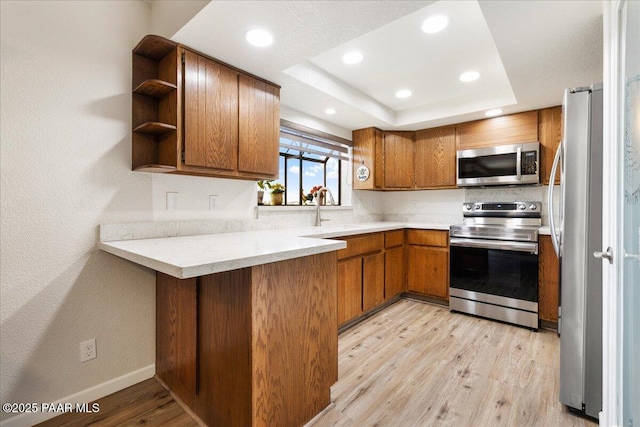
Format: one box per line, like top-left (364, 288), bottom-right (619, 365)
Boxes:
top-left (516, 146), bottom-right (522, 180)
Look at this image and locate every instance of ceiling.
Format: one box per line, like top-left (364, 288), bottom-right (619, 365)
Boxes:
top-left (173, 0), bottom-right (603, 132)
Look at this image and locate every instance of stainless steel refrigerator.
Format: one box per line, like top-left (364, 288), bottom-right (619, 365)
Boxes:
top-left (548, 84), bottom-right (603, 419)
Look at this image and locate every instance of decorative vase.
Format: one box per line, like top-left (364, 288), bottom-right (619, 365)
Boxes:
top-left (270, 192), bottom-right (283, 206)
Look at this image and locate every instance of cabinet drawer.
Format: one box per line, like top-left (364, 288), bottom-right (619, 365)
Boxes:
top-left (406, 230), bottom-right (449, 247)
top-left (337, 233), bottom-right (384, 260)
top-left (385, 230), bottom-right (404, 248)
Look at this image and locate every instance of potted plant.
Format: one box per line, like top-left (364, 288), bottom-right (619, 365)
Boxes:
top-left (268, 182), bottom-right (285, 205)
top-left (256, 180), bottom-right (272, 205)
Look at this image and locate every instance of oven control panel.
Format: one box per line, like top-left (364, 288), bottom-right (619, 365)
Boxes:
top-left (463, 201), bottom-right (542, 217)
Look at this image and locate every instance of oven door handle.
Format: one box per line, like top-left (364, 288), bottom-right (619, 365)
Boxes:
top-left (449, 237), bottom-right (539, 254)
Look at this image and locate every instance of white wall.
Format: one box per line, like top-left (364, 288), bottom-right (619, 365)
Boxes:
top-left (0, 1), bottom-right (156, 423)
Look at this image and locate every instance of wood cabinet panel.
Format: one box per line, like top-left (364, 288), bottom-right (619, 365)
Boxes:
top-left (456, 111), bottom-right (539, 150)
top-left (337, 233), bottom-right (384, 260)
top-left (338, 257), bottom-right (363, 325)
top-left (385, 245), bottom-right (405, 300)
top-left (407, 246), bottom-right (449, 299)
top-left (183, 50), bottom-right (238, 171)
top-left (383, 131), bottom-right (415, 188)
top-left (538, 235), bottom-right (560, 323)
top-left (539, 106), bottom-right (562, 185)
top-left (385, 230), bottom-right (404, 248)
top-left (251, 253), bottom-right (337, 426)
top-left (238, 75), bottom-right (280, 176)
top-left (198, 269), bottom-right (252, 426)
top-left (362, 252), bottom-right (385, 312)
top-left (415, 126), bottom-right (457, 188)
top-left (156, 273), bottom-right (197, 405)
top-left (406, 229), bottom-right (448, 247)
top-left (352, 127), bottom-right (383, 190)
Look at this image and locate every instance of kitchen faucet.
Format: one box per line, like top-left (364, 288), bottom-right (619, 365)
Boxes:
top-left (314, 187), bottom-right (335, 226)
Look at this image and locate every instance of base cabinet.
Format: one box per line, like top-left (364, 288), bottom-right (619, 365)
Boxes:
top-left (384, 230), bottom-right (405, 300)
top-left (406, 230), bottom-right (449, 301)
top-left (337, 257), bottom-right (363, 325)
top-left (156, 252), bottom-right (337, 427)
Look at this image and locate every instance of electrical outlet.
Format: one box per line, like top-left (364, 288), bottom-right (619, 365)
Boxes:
top-left (80, 339), bottom-right (96, 362)
top-left (209, 195), bottom-right (218, 210)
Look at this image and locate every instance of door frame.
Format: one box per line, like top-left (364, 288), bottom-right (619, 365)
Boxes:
top-left (602, 0), bottom-right (626, 425)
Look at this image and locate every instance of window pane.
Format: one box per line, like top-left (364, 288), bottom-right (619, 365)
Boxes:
top-left (302, 159), bottom-right (325, 200)
top-left (285, 157), bottom-right (301, 205)
top-left (326, 157), bottom-right (340, 203)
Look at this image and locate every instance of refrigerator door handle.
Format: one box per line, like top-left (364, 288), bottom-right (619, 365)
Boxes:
top-left (548, 141), bottom-right (563, 256)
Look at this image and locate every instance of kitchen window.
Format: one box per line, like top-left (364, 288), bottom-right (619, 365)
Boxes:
top-left (277, 120), bottom-right (351, 206)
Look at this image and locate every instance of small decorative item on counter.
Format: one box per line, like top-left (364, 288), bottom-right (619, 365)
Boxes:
top-left (310, 185), bottom-right (327, 206)
top-left (268, 182), bottom-right (285, 206)
top-left (256, 180), bottom-right (272, 205)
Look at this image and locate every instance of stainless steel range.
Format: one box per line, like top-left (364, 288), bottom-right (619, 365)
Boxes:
top-left (449, 202), bottom-right (541, 329)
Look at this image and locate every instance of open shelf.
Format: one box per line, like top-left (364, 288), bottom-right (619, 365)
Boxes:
top-left (133, 122), bottom-right (177, 135)
top-left (133, 79), bottom-right (177, 98)
top-left (132, 35), bottom-right (177, 61)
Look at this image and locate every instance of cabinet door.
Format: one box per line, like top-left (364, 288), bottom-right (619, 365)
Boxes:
top-left (384, 246), bottom-right (405, 300)
top-left (362, 252), bottom-right (384, 312)
top-left (538, 235), bottom-right (560, 322)
top-left (383, 131), bottom-right (414, 188)
top-left (415, 127), bottom-right (456, 188)
top-left (238, 75), bottom-right (280, 176)
top-left (456, 111), bottom-right (538, 150)
top-left (407, 246), bottom-right (449, 299)
top-left (538, 106), bottom-right (562, 185)
top-left (337, 258), bottom-right (362, 325)
top-left (183, 50), bottom-right (238, 170)
top-left (352, 128), bottom-right (383, 190)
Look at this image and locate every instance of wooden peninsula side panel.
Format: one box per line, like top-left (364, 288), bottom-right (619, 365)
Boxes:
top-left (156, 251), bottom-right (338, 427)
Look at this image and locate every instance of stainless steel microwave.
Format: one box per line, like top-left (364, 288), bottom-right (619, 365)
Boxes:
top-left (456, 141), bottom-right (540, 187)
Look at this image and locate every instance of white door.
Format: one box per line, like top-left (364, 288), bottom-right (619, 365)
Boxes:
top-left (602, 1), bottom-right (640, 426)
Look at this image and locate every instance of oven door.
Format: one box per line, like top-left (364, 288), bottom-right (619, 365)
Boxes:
top-left (449, 237), bottom-right (539, 308)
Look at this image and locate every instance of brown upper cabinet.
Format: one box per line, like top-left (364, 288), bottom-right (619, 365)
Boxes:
top-left (383, 131), bottom-right (415, 189)
top-left (456, 110), bottom-right (539, 150)
top-left (415, 126), bottom-right (457, 189)
top-left (132, 35), bottom-right (280, 180)
top-left (352, 127), bottom-right (384, 190)
top-left (538, 106), bottom-right (562, 185)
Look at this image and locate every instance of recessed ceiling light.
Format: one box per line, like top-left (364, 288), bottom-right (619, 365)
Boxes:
top-left (459, 71), bottom-right (480, 82)
top-left (421, 15), bottom-right (449, 34)
top-left (395, 89), bottom-right (412, 99)
top-left (245, 29), bottom-right (273, 47)
top-left (325, 108), bottom-right (336, 115)
top-left (485, 109), bottom-right (503, 117)
top-left (342, 51), bottom-right (363, 64)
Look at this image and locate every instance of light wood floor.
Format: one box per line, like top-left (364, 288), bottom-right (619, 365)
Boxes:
top-left (36, 299), bottom-right (597, 427)
top-left (310, 299), bottom-right (597, 427)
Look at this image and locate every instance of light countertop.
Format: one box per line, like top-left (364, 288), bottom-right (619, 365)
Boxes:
top-left (100, 221), bottom-right (549, 279)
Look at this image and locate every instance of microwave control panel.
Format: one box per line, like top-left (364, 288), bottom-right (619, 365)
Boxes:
top-left (521, 150), bottom-right (538, 175)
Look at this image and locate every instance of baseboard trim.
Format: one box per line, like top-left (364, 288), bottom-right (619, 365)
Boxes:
top-left (0, 364), bottom-right (155, 427)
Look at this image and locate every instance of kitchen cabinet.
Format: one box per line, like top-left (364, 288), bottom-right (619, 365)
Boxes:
top-left (538, 235), bottom-right (560, 324)
top-left (384, 230), bottom-right (405, 300)
top-left (352, 127), bottom-right (384, 190)
top-left (406, 229), bottom-right (449, 301)
top-left (132, 35), bottom-right (280, 180)
top-left (415, 126), bottom-right (457, 189)
top-left (456, 110), bottom-right (539, 150)
top-left (336, 233), bottom-right (385, 326)
top-left (383, 131), bottom-right (415, 189)
top-left (539, 106), bottom-right (562, 185)
top-left (155, 252), bottom-right (337, 427)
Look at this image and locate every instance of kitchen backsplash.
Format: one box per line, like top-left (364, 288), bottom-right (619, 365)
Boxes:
top-left (380, 185), bottom-right (559, 226)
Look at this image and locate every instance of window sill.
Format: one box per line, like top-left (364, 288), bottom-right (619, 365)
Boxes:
top-left (257, 205), bottom-right (353, 212)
